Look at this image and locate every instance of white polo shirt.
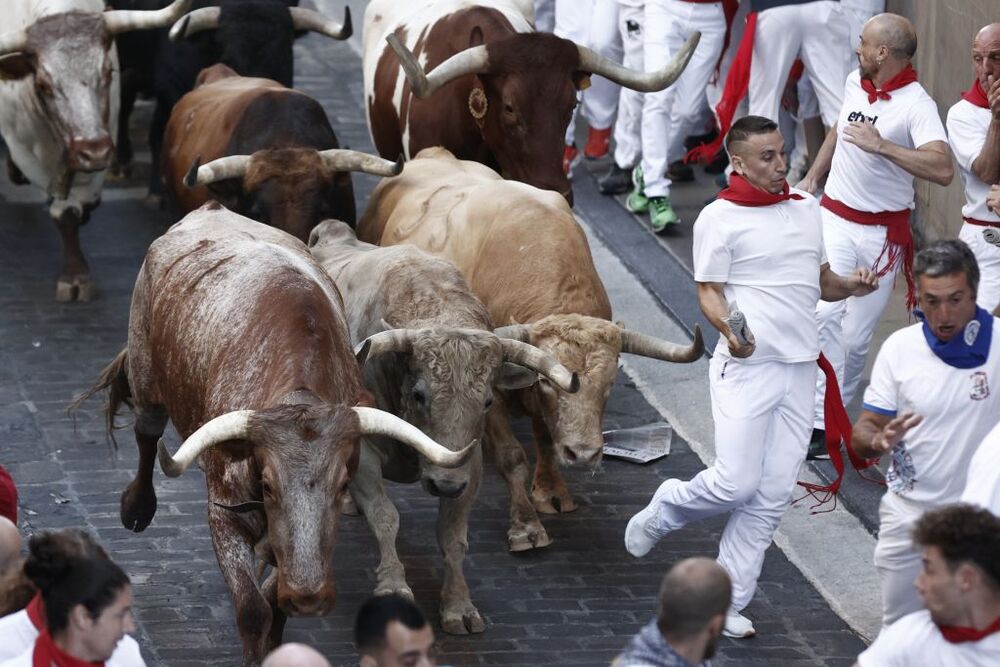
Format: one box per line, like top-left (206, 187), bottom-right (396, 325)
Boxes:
top-left (0, 609), bottom-right (144, 666)
top-left (862, 318), bottom-right (1000, 508)
top-left (859, 610), bottom-right (1000, 667)
top-left (947, 98), bottom-right (1000, 224)
top-left (825, 70), bottom-right (948, 212)
top-left (961, 419), bottom-right (1000, 516)
top-left (693, 190), bottom-right (826, 364)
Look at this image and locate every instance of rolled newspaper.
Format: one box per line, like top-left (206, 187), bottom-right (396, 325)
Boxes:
top-left (983, 228), bottom-right (1000, 248)
top-left (726, 301), bottom-right (752, 346)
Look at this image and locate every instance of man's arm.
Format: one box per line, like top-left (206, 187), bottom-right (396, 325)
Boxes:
top-left (971, 76), bottom-right (1000, 184)
top-left (852, 409), bottom-right (923, 459)
top-left (819, 264), bottom-right (879, 301)
top-left (696, 282), bottom-right (755, 358)
top-left (842, 120), bottom-right (954, 185)
top-left (797, 123), bottom-right (838, 194)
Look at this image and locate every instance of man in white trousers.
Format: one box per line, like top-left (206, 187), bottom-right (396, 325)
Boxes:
top-left (851, 240), bottom-right (1000, 627)
top-left (962, 420), bottom-right (1000, 517)
top-left (626, 0), bottom-right (727, 232)
top-left (797, 13), bottom-right (953, 460)
top-left (625, 115), bottom-right (878, 638)
top-left (947, 23), bottom-right (1000, 313)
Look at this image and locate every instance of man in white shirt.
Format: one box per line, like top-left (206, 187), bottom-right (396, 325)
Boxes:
top-left (947, 23), bottom-right (1000, 313)
top-left (852, 240), bottom-right (1000, 626)
top-left (962, 421), bottom-right (1000, 516)
top-left (625, 115), bottom-right (877, 639)
top-left (798, 13), bottom-right (954, 460)
top-left (855, 504), bottom-right (1000, 667)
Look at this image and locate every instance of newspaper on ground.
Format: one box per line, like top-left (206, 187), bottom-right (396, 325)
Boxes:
top-left (602, 422), bottom-right (673, 464)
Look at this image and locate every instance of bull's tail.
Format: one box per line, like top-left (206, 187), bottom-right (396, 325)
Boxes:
top-left (69, 347), bottom-right (133, 447)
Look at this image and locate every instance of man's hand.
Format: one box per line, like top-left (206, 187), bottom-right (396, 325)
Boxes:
top-left (988, 75), bottom-right (1000, 122)
top-left (988, 184), bottom-right (1000, 215)
top-left (846, 267), bottom-right (879, 296)
top-left (796, 174), bottom-right (819, 194)
top-left (726, 329), bottom-right (756, 359)
top-left (868, 412), bottom-right (923, 457)
top-left (843, 120), bottom-right (884, 154)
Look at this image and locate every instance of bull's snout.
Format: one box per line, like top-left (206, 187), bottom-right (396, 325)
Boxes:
top-left (422, 477), bottom-right (468, 498)
top-left (68, 136), bottom-right (114, 172)
top-left (277, 583), bottom-right (335, 617)
top-left (560, 445), bottom-right (601, 468)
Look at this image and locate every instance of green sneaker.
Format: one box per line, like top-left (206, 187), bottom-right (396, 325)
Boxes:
top-left (648, 196), bottom-right (680, 233)
top-left (626, 165), bottom-right (649, 213)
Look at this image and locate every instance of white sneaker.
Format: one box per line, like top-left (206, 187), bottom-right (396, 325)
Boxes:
top-left (624, 479), bottom-right (680, 557)
top-left (722, 609), bottom-right (756, 638)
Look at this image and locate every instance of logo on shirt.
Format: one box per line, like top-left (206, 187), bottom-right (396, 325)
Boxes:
top-left (971, 371), bottom-right (990, 401)
top-left (887, 442), bottom-right (916, 494)
top-left (847, 110), bottom-right (879, 124)
top-left (626, 19), bottom-right (641, 36)
top-left (964, 319), bottom-right (981, 346)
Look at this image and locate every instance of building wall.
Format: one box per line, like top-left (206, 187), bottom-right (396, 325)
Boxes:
top-left (885, 0), bottom-right (995, 243)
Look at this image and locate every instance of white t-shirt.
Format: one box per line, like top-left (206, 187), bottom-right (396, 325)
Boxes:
top-left (693, 191), bottom-right (826, 363)
top-left (862, 318), bottom-right (1000, 507)
top-left (961, 419), bottom-right (1000, 516)
top-left (826, 70), bottom-right (948, 212)
top-left (947, 98), bottom-right (1000, 224)
top-left (858, 610), bottom-right (1000, 667)
top-left (0, 609), bottom-right (144, 666)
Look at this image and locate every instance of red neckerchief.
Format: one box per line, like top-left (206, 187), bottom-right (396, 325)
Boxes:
top-left (26, 593), bottom-right (45, 630)
top-left (962, 79), bottom-right (990, 109)
top-left (32, 629), bottom-right (105, 667)
top-left (939, 615), bottom-right (1000, 644)
top-left (860, 64), bottom-right (918, 104)
top-left (715, 173), bottom-right (804, 206)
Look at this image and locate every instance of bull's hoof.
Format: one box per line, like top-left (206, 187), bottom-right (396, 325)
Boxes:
top-left (120, 481), bottom-right (157, 532)
top-left (55, 276), bottom-right (95, 303)
top-left (507, 521), bottom-right (552, 552)
top-left (106, 162), bottom-right (133, 182)
top-left (374, 581), bottom-right (414, 600)
top-left (531, 487), bottom-right (578, 515)
top-left (440, 601), bottom-right (485, 635)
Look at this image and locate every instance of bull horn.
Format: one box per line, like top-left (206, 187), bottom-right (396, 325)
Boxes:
top-left (353, 407), bottom-right (475, 468)
top-left (500, 339), bottom-right (579, 393)
top-left (156, 410), bottom-right (255, 477)
top-left (169, 6), bottom-right (220, 41)
top-left (576, 31), bottom-right (700, 93)
top-left (105, 0), bottom-right (192, 35)
top-left (185, 154), bottom-right (252, 188)
top-left (289, 6), bottom-right (352, 40)
top-left (386, 34), bottom-right (489, 99)
top-left (0, 30), bottom-right (27, 57)
top-left (493, 324), bottom-right (531, 343)
top-left (354, 329), bottom-right (415, 363)
top-left (620, 324), bottom-right (704, 363)
top-left (318, 149), bottom-right (404, 177)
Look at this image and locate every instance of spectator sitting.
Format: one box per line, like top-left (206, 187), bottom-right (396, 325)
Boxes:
top-left (613, 557), bottom-right (732, 667)
top-left (0, 528), bottom-right (144, 666)
top-left (262, 642), bottom-right (331, 667)
top-left (355, 594), bottom-right (435, 667)
top-left (855, 504), bottom-right (1000, 666)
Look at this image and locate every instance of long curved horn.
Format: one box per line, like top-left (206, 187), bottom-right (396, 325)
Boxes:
top-left (0, 30), bottom-right (27, 57)
top-left (493, 324), bottom-right (531, 343)
top-left (105, 0), bottom-right (192, 35)
top-left (354, 329), bottom-right (415, 362)
top-left (169, 6), bottom-right (220, 41)
top-left (289, 6), bottom-right (352, 40)
top-left (353, 407), bottom-right (475, 468)
top-left (184, 154), bottom-right (252, 188)
top-left (157, 410), bottom-right (255, 477)
top-left (577, 31), bottom-right (700, 92)
top-left (500, 339), bottom-right (579, 393)
top-left (319, 149), bottom-right (403, 177)
top-left (620, 325), bottom-right (704, 363)
top-left (386, 34), bottom-right (489, 99)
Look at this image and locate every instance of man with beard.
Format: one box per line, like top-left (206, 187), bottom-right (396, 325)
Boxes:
top-left (852, 240), bottom-right (1000, 626)
top-left (614, 558), bottom-right (731, 667)
top-left (855, 505), bottom-right (1000, 666)
top-left (797, 13), bottom-right (953, 461)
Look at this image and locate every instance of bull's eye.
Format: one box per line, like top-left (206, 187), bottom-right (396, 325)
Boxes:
top-left (412, 387), bottom-right (427, 406)
top-left (503, 103), bottom-right (515, 115)
top-left (483, 394), bottom-right (494, 412)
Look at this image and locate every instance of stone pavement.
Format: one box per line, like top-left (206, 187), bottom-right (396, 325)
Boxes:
top-left (0, 5), bottom-right (866, 666)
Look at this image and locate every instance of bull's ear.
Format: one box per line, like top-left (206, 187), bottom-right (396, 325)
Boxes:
top-left (0, 53), bottom-right (34, 81)
top-left (470, 25), bottom-right (484, 48)
top-left (495, 363), bottom-right (538, 390)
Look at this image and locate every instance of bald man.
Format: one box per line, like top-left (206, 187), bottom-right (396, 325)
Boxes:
top-left (614, 558), bottom-right (731, 667)
top-left (798, 13), bottom-right (953, 460)
top-left (0, 517), bottom-right (20, 578)
top-left (261, 643), bottom-right (331, 667)
top-left (947, 23), bottom-right (1000, 313)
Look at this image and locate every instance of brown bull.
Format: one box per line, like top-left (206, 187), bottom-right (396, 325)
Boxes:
top-left (358, 148), bottom-right (703, 552)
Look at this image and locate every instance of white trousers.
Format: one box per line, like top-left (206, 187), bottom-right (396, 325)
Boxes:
top-left (748, 1), bottom-right (850, 128)
top-left (874, 491), bottom-right (925, 627)
top-left (960, 222), bottom-right (1000, 312)
top-left (612, 4), bottom-right (646, 169)
top-left (813, 208), bottom-right (899, 428)
top-left (533, 0), bottom-right (555, 32)
top-left (557, 0), bottom-right (621, 143)
top-left (652, 357), bottom-right (814, 610)
top-left (640, 0), bottom-right (726, 198)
